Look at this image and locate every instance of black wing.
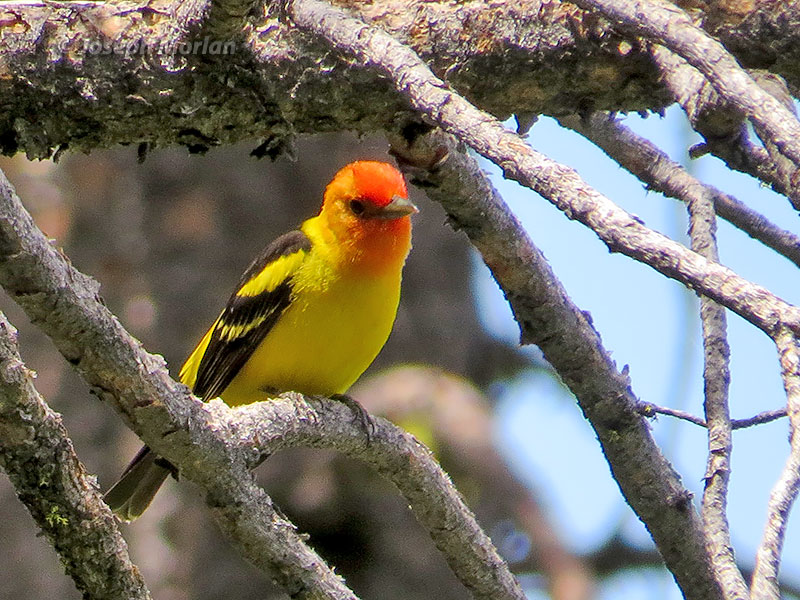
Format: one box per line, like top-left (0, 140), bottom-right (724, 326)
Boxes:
top-left (192, 229), bottom-right (311, 400)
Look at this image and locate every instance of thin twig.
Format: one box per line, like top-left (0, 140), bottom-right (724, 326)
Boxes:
top-left (684, 139), bottom-right (748, 598)
top-left (558, 113), bottom-right (800, 269)
top-left (0, 314), bottom-right (151, 600)
top-left (752, 331), bottom-right (800, 599)
top-left (572, 0), bottom-right (800, 175)
top-left (732, 409), bottom-right (787, 430)
top-left (638, 403), bottom-right (708, 427)
top-left (638, 403), bottom-right (787, 430)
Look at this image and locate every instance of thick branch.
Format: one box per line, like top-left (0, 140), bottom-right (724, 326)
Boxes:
top-left (713, 5), bottom-right (800, 97)
top-left (384, 128), bottom-right (720, 599)
top-left (0, 0), bottom-right (665, 158)
top-left (651, 47), bottom-right (800, 208)
top-left (0, 314), bottom-right (151, 600)
top-left (2, 0), bottom-right (800, 159)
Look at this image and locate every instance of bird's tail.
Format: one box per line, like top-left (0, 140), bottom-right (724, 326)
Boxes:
top-left (104, 445), bottom-right (172, 521)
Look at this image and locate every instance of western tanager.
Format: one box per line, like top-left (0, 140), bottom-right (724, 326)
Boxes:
top-left (105, 161), bottom-right (417, 521)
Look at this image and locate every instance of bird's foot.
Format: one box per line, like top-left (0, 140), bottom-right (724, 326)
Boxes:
top-left (330, 393), bottom-right (375, 442)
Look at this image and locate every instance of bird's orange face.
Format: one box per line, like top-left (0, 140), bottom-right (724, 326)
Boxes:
top-left (321, 161), bottom-right (417, 273)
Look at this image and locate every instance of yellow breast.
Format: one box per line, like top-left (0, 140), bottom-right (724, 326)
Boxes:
top-left (218, 258), bottom-right (403, 405)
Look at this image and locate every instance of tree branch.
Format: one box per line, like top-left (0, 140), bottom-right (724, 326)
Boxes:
top-left (206, 393), bottom-right (526, 600)
top-left (752, 330), bottom-right (800, 599)
top-left (3, 0), bottom-right (800, 160)
top-left (731, 410), bottom-right (788, 430)
top-left (289, 0), bottom-right (800, 342)
top-left (383, 127), bottom-right (720, 598)
top-left (684, 143), bottom-right (748, 599)
top-left (0, 166), bottom-right (360, 600)
top-left (650, 46), bottom-right (800, 209)
top-left (637, 403), bottom-right (787, 430)
top-left (355, 366), bottom-right (596, 600)
top-left (0, 0), bottom-right (667, 158)
top-left (0, 313), bottom-right (151, 600)
top-left (572, 0), bottom-right (800, 177)
top-left (557, 112), bottom-right (800, 269)
top-left (0, 166), bottom-right (524, 600)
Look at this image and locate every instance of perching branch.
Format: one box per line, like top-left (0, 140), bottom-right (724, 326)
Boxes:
top-left (208, 393), bottom-right (525, 600)
top-left (557, 113), bottom-right (800, 269)
top-left (752, 331), bottom-right (800, 600)
top-left (385, 127), bottom-right (720, 599)
top-left (0, 168), bottom-right (360, 600)
top-left (0, 313), bottom-right (151, 600)
top-left (0, 167), bottom-right (523, 600)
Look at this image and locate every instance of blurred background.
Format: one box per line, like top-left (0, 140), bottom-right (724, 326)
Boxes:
top-left (0, 110), bottom-right (798, 599)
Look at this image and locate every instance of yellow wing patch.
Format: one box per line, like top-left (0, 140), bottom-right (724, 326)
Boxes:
top-left (236, 251), bottom-right (306, 297)
top-left (217, 314), bottom-right (270, 342)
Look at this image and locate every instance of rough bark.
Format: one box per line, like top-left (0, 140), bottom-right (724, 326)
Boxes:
top-left (0, 313), bottom-right (151, 600)
top-left (1, 0), bottom-right (798, 159)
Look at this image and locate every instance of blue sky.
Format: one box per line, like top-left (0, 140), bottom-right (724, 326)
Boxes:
top-left (474, 108), bottom-right (800, 598)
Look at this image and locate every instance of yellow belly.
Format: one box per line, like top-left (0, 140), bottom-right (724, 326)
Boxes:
top-left (219, 269), bottom-right (402, 405)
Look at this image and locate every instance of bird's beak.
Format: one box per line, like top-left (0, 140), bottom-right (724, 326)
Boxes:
top-left (376, 195), bottom-right (418, 220)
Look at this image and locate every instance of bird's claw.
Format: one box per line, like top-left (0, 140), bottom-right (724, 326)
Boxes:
top-left (331, 393), bottom-right (375, 442)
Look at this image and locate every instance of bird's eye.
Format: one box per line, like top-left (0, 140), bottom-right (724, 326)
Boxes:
top-left (350, 200), bottom-right (366, 216)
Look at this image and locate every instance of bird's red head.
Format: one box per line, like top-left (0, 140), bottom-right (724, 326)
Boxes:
top-left (319, 161), bottom-right (417, 273)
top-left (323, 160), bottom-right (414, 214)
top-left (346, 161), bottom-right (408, 207)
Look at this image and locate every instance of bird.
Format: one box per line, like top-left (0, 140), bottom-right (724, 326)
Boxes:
top-left (104, 160), bottom-right (417, 521)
